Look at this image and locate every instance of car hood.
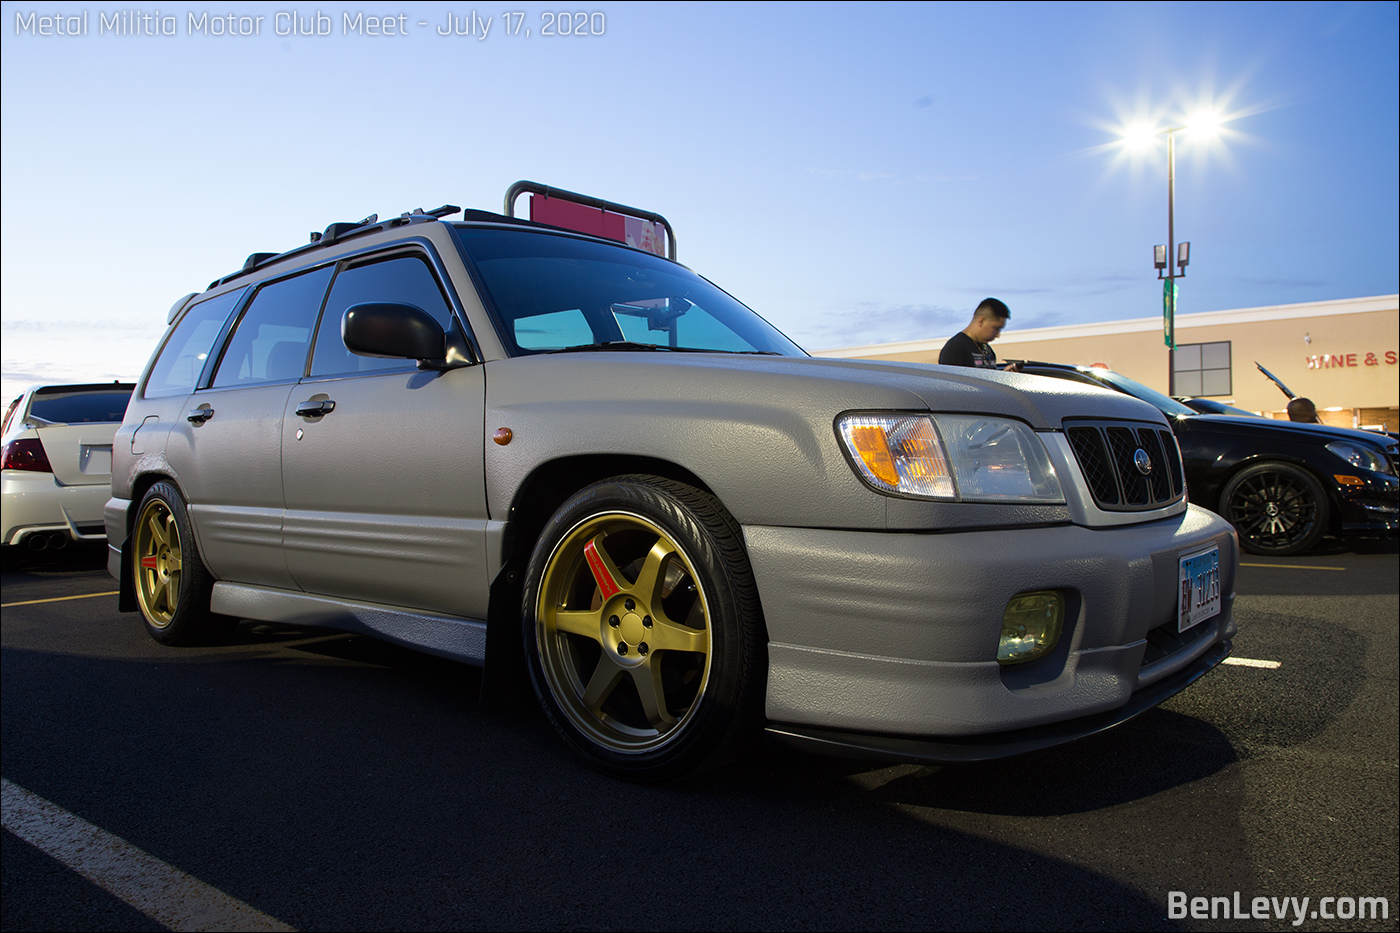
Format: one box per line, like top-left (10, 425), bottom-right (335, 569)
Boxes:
top-left (1177, 413), bottom-right (1395, 448)
top-left (501, 352), bottom-right (1169, 429)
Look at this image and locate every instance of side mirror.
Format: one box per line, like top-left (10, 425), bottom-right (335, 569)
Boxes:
top-left (343, 302), bottom-right (446, 365)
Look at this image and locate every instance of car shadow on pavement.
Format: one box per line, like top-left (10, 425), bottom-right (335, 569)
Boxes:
top-left (2, 640), bottom-right (1191, 932)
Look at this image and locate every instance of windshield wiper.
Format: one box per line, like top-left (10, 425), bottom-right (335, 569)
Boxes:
top-left (544, 341), bottom-right (785, 356)
top-left (547, 341), bottom-right (687, 354)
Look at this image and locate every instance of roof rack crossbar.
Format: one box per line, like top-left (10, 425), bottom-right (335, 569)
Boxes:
top-left (208, 204), bottom-right (462, 289)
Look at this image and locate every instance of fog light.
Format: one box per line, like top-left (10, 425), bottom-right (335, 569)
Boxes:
top-left (998, 590), bottom-right (1063, 664)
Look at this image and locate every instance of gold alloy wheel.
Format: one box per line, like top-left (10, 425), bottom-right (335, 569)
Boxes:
top-left (536, 511), bottom-right (712, 753)
top-left (133, 496), bottom-right (183, 629)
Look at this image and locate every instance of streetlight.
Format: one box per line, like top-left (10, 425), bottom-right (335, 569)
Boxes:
top-left (1123, 112), bottom-right (1223, 394)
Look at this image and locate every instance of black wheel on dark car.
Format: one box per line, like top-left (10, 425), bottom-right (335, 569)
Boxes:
top-left (521, 475), bottom-right (765, 782)
top-left (132, 482), bottom-right (235, 645)
top-left (1221, 462), bottom-right (1329, 556)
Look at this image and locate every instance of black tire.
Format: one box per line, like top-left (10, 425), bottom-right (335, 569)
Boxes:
top-left (131, 482), bottom-right (236, 645)
top-left (521, 475), bottom-right (765, 782)
top-left (1220, 462), bottom-right (1330, 556)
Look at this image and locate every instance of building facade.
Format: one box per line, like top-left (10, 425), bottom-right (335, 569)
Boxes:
top-left (817, 295), bottom-right (1399, 432)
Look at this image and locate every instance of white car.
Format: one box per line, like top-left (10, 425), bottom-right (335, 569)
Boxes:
top-left (2, 383), bottom-right (134, 555)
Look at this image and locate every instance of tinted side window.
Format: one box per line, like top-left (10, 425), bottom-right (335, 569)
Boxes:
top-left (212, 267), bottom-right (333, 388)
top-left (310, 255), bottom-right (454, 377)
top-left (144, 289), bottom-right (246, 398)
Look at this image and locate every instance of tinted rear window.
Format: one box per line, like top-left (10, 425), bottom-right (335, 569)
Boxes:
top-left (28, 389), bottom-right (134, 424)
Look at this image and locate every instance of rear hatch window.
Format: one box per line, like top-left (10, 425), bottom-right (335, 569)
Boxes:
top-left (26, 387), bottom-right (134, 425)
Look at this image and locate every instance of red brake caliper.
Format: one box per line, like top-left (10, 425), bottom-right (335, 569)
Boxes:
top-left (583, 539), bottom-right (621, 600)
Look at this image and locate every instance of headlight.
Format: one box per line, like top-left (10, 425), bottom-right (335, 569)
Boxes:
top-left (837, 413), bottom-right (1064, 502)
top-left (1327, 441), bottom-right (1394, 476)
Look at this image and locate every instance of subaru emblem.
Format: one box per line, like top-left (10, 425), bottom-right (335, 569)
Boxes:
top-left (1133, 448), bottom-right (1153, 475)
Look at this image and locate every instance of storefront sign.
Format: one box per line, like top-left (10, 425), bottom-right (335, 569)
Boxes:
top-left (1306, 351), bottom-right (1398, 370)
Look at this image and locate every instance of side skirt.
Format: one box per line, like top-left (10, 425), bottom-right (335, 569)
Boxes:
top-left (210, 582), bottom-right (487, 665)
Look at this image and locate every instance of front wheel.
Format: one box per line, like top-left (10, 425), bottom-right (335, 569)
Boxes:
top-left (131, 482), bottom-right (235, 645)
top-left (521, 476), bottom-right (765, 782)
top-left (1220, 462), bottom-right (1330, 556)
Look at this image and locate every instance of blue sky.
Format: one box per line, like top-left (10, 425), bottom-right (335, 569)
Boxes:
top-left (2, 1), bottom-right (1397, 401)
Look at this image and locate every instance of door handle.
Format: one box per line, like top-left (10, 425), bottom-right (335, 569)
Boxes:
top-left (295, 399), bottom-right (336, 417)
top-left (186, 408), bottom-right (214, 424)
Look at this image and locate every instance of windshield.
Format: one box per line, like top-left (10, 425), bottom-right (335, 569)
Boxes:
top-left (1184, 398), bottom-right (1261, 418)
top-left (454, 227), bottom-right (806, 357)
top-left (1078, 369), bottom-right (1197, 417)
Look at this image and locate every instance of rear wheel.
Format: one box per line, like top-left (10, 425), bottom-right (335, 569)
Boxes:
top-left (132, 482), bottom-right (235, 645)
top-left (522, 476), bottom-right (765, 781)
top-left (1221, 463), bottom-right (1329, 556)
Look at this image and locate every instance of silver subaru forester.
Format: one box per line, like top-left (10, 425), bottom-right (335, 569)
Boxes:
top-left (107, 184), bottom-right (1237, 781)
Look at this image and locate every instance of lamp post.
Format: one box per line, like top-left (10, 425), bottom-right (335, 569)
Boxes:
top-left (1152, 126), bottom-right (1191, 396)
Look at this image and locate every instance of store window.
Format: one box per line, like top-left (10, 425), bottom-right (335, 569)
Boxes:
top-left (1174, 341), bottom-right (1232, 396)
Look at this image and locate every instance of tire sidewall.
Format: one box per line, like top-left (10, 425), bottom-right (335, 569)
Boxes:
top-left (521, 476), bottom-right (760, 781)
top-left (133, 481), bottom-right (224, 645)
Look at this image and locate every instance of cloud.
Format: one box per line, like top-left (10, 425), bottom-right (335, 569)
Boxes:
top-left (794, 301), bottom-right (966, 349)
top-left (0, 367), bottom-right (56, 385)
top-left (1, 318), bottom-right (153, 334)
top-left (1015, 311), bottom-right (1070, 329)
top-left (945, 270), bottom-right (1141, 302)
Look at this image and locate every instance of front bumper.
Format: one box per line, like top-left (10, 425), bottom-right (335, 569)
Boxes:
top-left (766, 637), bottom-right (1230, 763)
top-left (1335, 471), bottom-right (1399, 534)
top-left (743, 504), bottom-right (1237, 743)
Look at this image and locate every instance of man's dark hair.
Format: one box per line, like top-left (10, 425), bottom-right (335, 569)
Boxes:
top-left (975, 297), bottom-right (1010, 321)
top-left (1286, 397), bottom-right (1319, 423)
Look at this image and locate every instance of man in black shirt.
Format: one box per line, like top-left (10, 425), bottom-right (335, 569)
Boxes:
top-left (938, 297), bottom-right (1020, 372)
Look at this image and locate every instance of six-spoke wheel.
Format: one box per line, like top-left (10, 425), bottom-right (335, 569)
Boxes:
top-left (522, 476), bottom-right (764, 781)
top-left (131, 482), bottom-right (233, 645)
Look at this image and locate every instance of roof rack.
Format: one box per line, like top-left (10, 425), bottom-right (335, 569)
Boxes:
top-left (504, 180), bottom-right (675, 260)
top-left (207, 204), bottom-right (461, 289)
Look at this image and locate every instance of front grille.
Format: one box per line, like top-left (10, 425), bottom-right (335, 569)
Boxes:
top-left (1065, 420), bottom-right (1184, 511)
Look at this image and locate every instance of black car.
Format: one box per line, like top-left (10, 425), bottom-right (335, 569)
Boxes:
top-left (1014, 362), bottom-right (1399, 556)
top-left (1174, 397), bottom-right (1262, 418)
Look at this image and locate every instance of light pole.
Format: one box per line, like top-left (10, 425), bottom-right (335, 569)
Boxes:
top-left (1123, 112), bottom-right (1222, 395)
top-left (1154, 126), bottom-right (1191, 396)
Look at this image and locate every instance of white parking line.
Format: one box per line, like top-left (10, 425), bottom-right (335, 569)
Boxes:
top-left (1, 590), bottom-right (119, 608)
top-left (2, 779), bottom-right (295, 932)
top-left (1222, 657), bottom-right (1282, 669)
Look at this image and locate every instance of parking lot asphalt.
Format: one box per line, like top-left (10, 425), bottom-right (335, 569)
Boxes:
top-left (2, 536), bottom-right (1397, 932)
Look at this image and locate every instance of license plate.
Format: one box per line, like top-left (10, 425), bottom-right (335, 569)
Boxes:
top-left (1178, 546), bottom-right (1221, 633)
